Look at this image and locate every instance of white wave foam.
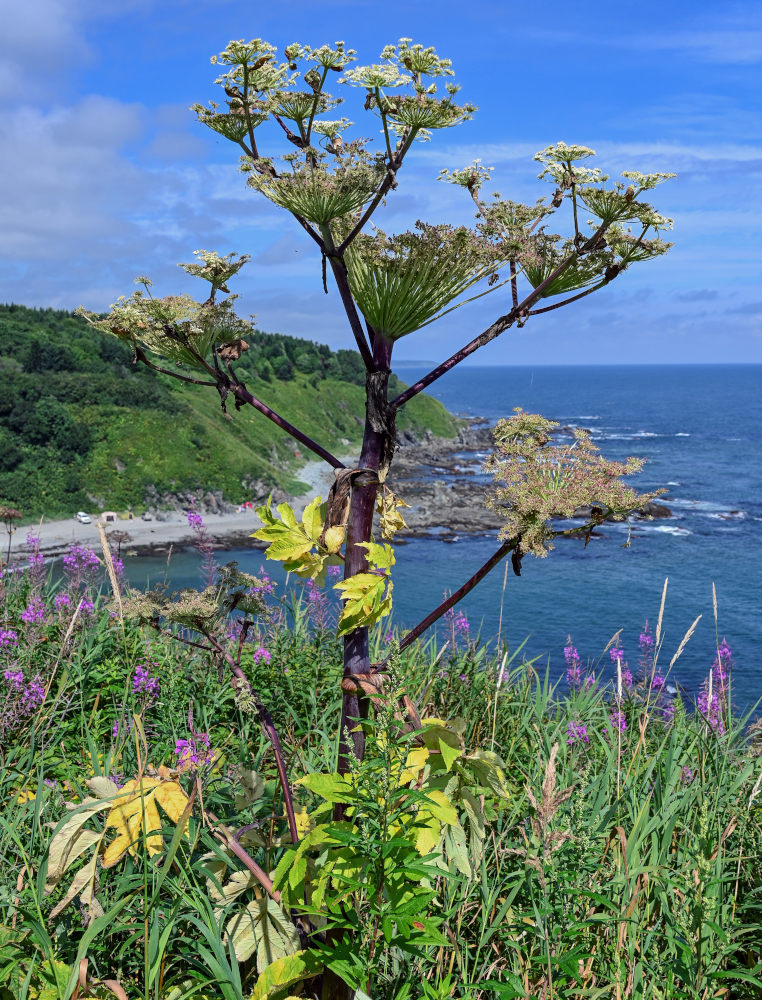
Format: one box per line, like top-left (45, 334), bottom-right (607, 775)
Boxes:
top-left (675, 432), bottom-right (690, 437)
top-left (647, 525), bottom-right (692, 536)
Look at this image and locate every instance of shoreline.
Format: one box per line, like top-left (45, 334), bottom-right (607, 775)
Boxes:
top-left (4, 418), bottom-right (672, 563)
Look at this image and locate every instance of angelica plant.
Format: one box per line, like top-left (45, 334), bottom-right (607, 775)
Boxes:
top-left (81, 35), bottom-right (675, 776)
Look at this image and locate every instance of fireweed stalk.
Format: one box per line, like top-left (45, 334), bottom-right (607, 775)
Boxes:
top-left (187, 507), bottom-right (217, 587)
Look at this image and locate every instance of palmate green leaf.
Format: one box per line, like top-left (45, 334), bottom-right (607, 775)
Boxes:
top-left (252, 498), bottom-right (338, 584)
top-left (224, 897), bottom-right (301, 968)
top-left (334, 541), bottom-right (395, 635)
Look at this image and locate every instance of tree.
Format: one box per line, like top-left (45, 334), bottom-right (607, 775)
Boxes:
top-left (82, 37), bottom-right (674, 773)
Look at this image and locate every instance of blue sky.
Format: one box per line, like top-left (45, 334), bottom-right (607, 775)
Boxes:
top-left (1, 0), bottom-right (761, 363)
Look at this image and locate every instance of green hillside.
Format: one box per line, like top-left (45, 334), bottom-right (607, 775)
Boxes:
top-left (0, 304), bottom-right (457, 518)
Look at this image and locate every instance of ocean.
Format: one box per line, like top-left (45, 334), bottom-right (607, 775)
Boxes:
top-left (122, 364), bottom-right (762, 714)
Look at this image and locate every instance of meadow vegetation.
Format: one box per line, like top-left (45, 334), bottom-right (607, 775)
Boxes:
top-left (0, 541), bottom-right (760, 999)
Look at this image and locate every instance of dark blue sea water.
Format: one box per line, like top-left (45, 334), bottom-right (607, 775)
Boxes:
top-left (123, 365), bottom-right (762, 713)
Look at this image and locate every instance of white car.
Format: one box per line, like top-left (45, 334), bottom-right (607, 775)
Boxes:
top-left (76, 512), bottom-right (91, 524)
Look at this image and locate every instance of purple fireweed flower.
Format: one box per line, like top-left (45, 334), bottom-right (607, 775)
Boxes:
top-left (255, 574), bottom-right (274, 595)
top-left (609, 710), bottom-right (627, 733)
top-left (621, 667), bottom-right (633, 688)
top-left (652, 675), bottom-right (666, 691)
top-left (609, 645), bottom-right (624, 663)
top-left (112, 719), bottom-right (120, 738)
top-left (186, 509), bottom-right (204, 529)
top-left (21, 596), bottom-right (46, 624)
top-left (459, 673), bottom-right (467, 682)
top-left (4, 669), bottom-right (23, 688)
top-left (662, 702), bottom-right (675, 724)
top-left (454, 612), bottom-right (470, 635)
top-left (566, 720), bottom-right (589, 746)
top-left (54, 594), bottom-right (71, 610)
top-left (584, 674), bottom-right (596, 691)
top-left (697, 686), bottom-right (724, 735)
top-left (681, 766), bottom-right (694, 785)
top-left (327, 565), bottom-right (342, 580)
top-left (252, 646), bottom-right (271, 666)
top-left (132, 660), bottom-right (159, 700)
top-left (22, 678), bottom-right (45, 711)
top-left (384, 631), bottom-right (394, 643)
top-left (564, 636), bottom-right (583, 689)
top-left (0, 629), bottom-right (19, 648)
top-left (638, 622), bottom-right (654, 652)
top-left (63, 545), bottom-right (99, 575)
top-left (174, 732), bottom-right (213, 770)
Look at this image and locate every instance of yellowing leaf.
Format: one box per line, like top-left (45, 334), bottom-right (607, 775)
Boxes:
top-left (102, 776), bottom-right (189, 867)
top-left (414, 812), bottom-right (441, 856)
top-left (376, 488), bottom-right (409, 541)
top-left (422, 789), bottom-right (458, 826)
top-left (225, 897), bottom-right (300, 968)
top-left (301, 496), bottom-right (325, 542)
top-left (323, 525), bottom-right (345, 553)
top-left (251, 951), bottom-right (323, 1000)
top-left (399, 747), bottom-right (429, 785)
top-left (293, 806), bottom-right (314, 839)
top-left (44, 797), bottom-right (109, 892)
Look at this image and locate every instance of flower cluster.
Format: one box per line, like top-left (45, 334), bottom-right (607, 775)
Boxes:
top-left (1, 669), bottom-right (46, 738)
top-left (174, 732), bottom-right (214, 771)
top-left (609, 710), bottom-right (627, 733)
top-left (63, 544), bottom-right (100, 592)
top-left (564, 638), bottom-right (582, 689)
top-left (252, 646), bottom-right (271, 666)
top-left (26, 533), bottom-right (45, 585)
top-left (445, 606), bottom-right (471, 643)
top-left (638, 620), bottom-right (654, 673)
top-left (0, 629), bottom-right (19, 648)
top-left (132, 659), bottom-right (160, 700)
top-left (187, 510), bottom-right (204, 529)
top-left (21, 596), bottom-right (46, 625)
top-left (566, 720), bottom-right (589, 746)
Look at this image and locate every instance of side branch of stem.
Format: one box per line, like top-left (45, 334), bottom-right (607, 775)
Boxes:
top-left (397, 537), bottom-right (517, 655)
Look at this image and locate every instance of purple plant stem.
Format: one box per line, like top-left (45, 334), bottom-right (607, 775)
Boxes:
top-left (227, 378), bottom-right (345, 470)
top-left (396, 538), bottom-right (517, 657)
top-left (206, 808), bottom-right (279, 902)
top-left (205, 634), bottom-right (299, 845)
top-left (390, 223), bottom-right (609, 410)
top-left (337, 334), bottom-right (393, 773)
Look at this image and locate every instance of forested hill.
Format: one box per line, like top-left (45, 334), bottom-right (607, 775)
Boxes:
top-left (0, 304), bottom-right (458, 519)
